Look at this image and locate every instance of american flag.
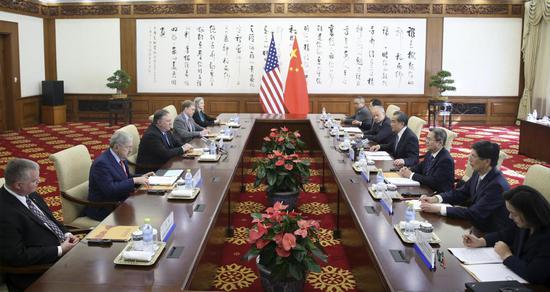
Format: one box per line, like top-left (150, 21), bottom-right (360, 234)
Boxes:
top-left (259, 35), bottom-right (285, 114)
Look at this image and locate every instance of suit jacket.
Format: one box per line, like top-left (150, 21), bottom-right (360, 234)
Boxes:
top-left (0, 187), bottom-right (68, 290)
top-left (136, 124), bottom-right (183, 174)
top-left (379, 127), bottom-right (419, 166)
top-left (485, 226), bottom-right (550, 286)
top-left (410, 148), bottom-right (455, 193)
top-left (85, 150), bottom-right (136, 221)
top-left (173, 113), bottom-right (204, 144)
top-left (362, 116), bottom-right (393, 145)
top-left (344, 106), bottom-right (372, 129)
top-left (440, 167), bottom-right (512, 233)
top-left (193, 110), bottom-right (216, 128)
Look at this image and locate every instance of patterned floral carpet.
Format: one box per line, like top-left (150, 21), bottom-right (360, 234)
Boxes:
top-left (0, 122), bottom-right (549, 291)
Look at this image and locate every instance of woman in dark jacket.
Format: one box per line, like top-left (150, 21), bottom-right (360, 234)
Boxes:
top-left (192, 97), bottom-right (218, 128)
top-left (463, 185), bottom-right (550, 286)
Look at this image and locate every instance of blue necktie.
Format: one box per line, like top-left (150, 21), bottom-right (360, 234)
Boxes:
top-left (162, 132), bottom-right (171, 147)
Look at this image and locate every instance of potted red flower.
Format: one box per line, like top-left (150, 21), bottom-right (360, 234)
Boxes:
top-left (253, 150), bottom-right (310, 210)
top-left (244, 202), bottom-right (327, 292)
top-left (262, 126), bottom-right (306, 155)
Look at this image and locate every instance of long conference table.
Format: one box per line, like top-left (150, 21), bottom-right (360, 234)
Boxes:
top-left (29, 113), bottom-right (487, 291)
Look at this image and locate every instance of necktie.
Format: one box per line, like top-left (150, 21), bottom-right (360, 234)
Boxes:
top-left (425, 155), bottom-right (434, 174)
top-left (394, 135), bottom-right (400, 153)
top-left (474, 177), bottom-right (482, 193)
top-left (119, 160), bottom-right (127, 177)
top-left (162, 132), bottom-right (171, 147)
top-left (187, 119), bottom-right (194, 131)
top-left (26, 196), bottom-right (65, 243)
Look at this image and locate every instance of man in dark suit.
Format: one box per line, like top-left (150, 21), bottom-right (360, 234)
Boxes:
top-left (399, 127), bottom-right (455, 193)
top-left (173, 100), bottom-right (208, 144)
top-left (369, 111), bottom-right (419, 167)
top-left (344, 96), bottom-right (372, 130)
top-left (0, 158), bottom-right (79, 291)
top-left (193, 96), bottom-right (218, 128)
top-left (136, 109), bottom-right (193, 174)
top-left (361, 105), bottom-right (393, 145)
top-left (420, 140), bottom-right (511, 233)
top-left (85, 131), bottom-right (154, 221)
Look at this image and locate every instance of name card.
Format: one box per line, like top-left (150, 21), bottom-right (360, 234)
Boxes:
top-left (193, 169), bottom-right (202, 187)
top-left (379, 191), bottom-right (393, 215)
top-left (360, 170), bottom-right (370, 183)
top-left (348, 147), bottom-right (355, 161)
top-left (414, 241), bottom-right (436, 270)
top-left (160, 212), bottom-right (175, 242)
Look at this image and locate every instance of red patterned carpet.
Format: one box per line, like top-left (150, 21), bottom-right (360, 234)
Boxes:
top-left (1, 122), bottom-right (549, 291)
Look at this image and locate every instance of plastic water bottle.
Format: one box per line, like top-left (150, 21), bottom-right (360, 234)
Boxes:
top-left (184, 169), bottom-right (193, 190)
top-left (343, 130), bottom-right (350, 146)
top-left (376, 169), bottom-right (384, 184)
top-left (358, 149), bottom-right (367, 170)
top-left (404, 202), bottom-right (416, 239)
top-left (209, 141), bottom-right (216, 155)
top-left (234, 115), bottom-right (240, 125)
top-left (218, 138), bottom-right (224, 151)
top-left (321, 107), bottom-right (327, 120)
top-left (142, 218), bottom-right (154, 253)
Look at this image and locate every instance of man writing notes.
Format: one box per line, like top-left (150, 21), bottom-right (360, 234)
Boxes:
top-left (399, 128), bottom-right (455, 193)
top-left (343, 96), bottom-right (372, 130)
top-left (369, 111), bottom-right (419, 167)
top-left (173, 100), bottom-right (209, 144)
top-left (420, 141), bottom-right (511, 233)
top-left (85, 131), bottom-right (153, 221)
top-left (136, 109), bottom-right (193, 174)
top-left (0, 159), bottom-right (79, 291)
top-left (361, 105), bottom-right (393, 144)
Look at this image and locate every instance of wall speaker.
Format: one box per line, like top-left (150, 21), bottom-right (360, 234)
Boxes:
top-left (42, 81), bottom-right (64, 106)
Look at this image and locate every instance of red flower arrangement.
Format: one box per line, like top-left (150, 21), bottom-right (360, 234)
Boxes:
top-left (244, 202), bottom-right (327, 281)
top-left (261, 126), bottom-right (306, 155)
top-left (254, 150), bottom-right (310, 194)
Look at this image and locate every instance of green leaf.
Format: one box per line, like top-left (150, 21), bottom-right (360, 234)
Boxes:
top-left (288, 263), bottom-right (303, 280)
top-left (303, 257), bottom-right (321, 273)
top-left (243, 247), bottom-right (260, 261)
top-left (267, 172), bottom-right (277, 186)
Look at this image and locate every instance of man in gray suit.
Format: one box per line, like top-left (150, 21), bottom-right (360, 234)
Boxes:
top-left (173, 100), bottom-right (209, 144)
top-left (343, 96), bottom-right (373, 130)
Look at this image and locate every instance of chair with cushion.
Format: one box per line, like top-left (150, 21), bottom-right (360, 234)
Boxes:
top-left (523, 164), bottom-right (550, 202)
top-left (116, 124), bottom-right (140, 175)
top-left (407, 116), bottom-right (426, 140)
top-left (49, 145), bottom-right (118, 229)
top-left (441, 127), bottom-right (458, 151)
top-left (148, 105), bottom-right (178, 128)
top-left (0, 178), bottom-right (4, 187)
top-left (386, 104), bottom-right (400, 119)
top-left (461, 151), bottom-right (508, 182)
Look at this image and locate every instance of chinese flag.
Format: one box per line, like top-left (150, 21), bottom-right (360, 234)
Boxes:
top-left (283, 37), bottom-right (310, 115)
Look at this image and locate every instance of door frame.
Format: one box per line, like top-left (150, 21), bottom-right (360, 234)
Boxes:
top-left (0, 20), bottom-right (21, 131)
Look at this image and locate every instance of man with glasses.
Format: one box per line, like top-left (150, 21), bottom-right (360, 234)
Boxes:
top-left (343, 96), bottom-right (372, 130)
top-left (173, 100), bottom-right (209, 144)
top-left (362, 105), bottom-right (393, 144)
top-left (369, 111), bottom-right (419, 167)
top-left (85, 131), bottom-right (154, 221)
top-left (420, 140), bottom-right (512, 232)
top-left (399, 128), bottom-right (455, 193)
top-left (0, 158), bottom-right (79, 291)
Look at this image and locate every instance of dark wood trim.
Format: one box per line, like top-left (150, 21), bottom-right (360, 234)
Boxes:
top-left (43, 18), bottom-right (56, 80)
top-left (0, 20), bottom-right (21, 131)
top-left (15, 95), bottom-right (40, 128)
top-left (424, 17), bottom-right (442, 98)
top-left (120, 18), bottom-right (136, 95)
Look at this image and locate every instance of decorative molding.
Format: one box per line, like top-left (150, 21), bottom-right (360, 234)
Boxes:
top-left (511, 4), bottom-right (522, 16)
top-left (41, 5), bottom-right (58, 17)
top-left (133, 4), bottom-right (193, 15)
top-left (60, 5), bottom-right (118, 16)
top-left (445, 4), bottom-right (509, 15)
top-left (120, 5), bottom-right (131, 15)
top-left (353, 4), bottom-right (364, 14)
top-left (274, 3), bottom-right (285, 14)
top-left (209, 3), bottom-right (271, 14)
top-left (367, 4), bottom-right (430, 14)
top-left (432, 4), bottom-right (442, 14)
top-left (0, 0), bottom-right (39, 14)
top-left (196, 4), bottom-right (207, 14)
top-left (287, 3), bottom-right (350, 14)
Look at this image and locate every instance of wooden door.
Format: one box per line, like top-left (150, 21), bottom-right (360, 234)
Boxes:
top-left (0, 35), bottom-right (6, 132)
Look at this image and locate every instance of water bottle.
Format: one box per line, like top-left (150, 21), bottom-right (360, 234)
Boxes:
top-left (404, 202), bottom-right (416, 239)
top-left (358, 149), bottom-right (367, 170)
top-left (321, 107), bottom-right (327, 120)
top-left (209, 141), bottom-right (216, 155)
top-left (343, 130), bottom-right (350, 146)
top-left (334, 124), bottom-right (340, 140)
top-left (234, 115), bottom-right (240, 125)
top-left (376, 169), bottom-right (384, 184)
top-left (142, 218), bottom-right (154, 253)
top-left (225, 127), bottom-right (232, 136)
top-left (184, 169), bottom-right (193, 190)
top-left (218, 138), bottom-right (224, 151)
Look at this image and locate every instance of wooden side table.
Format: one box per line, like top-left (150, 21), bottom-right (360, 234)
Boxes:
top-left (428, 100), bottom-right (453, 129)
top-left (108, 97), bottom-right (132, 126)
top-left (41, 105), bottom-right (66, 125)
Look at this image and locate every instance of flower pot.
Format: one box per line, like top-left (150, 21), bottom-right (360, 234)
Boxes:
top-left (268, 190), bottom-right (299, 210)
top-left (257, 258), bottom-right (305, 292)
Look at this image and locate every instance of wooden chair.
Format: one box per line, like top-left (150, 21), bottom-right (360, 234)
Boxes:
top-left (49, 145), bottom-right (118, 229)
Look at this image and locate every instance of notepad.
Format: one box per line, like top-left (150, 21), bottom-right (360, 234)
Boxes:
top-left (385, 177), bottom-right (420, 187)
top-left (369, 156), bottom-right (393, 161)
top-left (365, 151), bottom-right (391, 156)
top-left (462, 263), bottom-right (528, 284)
top-left (448, 247), bottom-right (503, 265)
top-left (148, 176), bottom-right (178, 186)
top-left (86, 225), bottom-right (139, 241)
top-left (340, 127), bottom-right (362, 133)
top-left (162, 169), bottom-right (183, 177)
top-left (409, 200), bottom-right (451, 211)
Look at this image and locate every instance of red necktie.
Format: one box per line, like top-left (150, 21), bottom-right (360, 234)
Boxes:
top-left (119, 160), bottom-right (127, 177)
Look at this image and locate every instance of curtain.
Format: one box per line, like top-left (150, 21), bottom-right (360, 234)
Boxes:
top-left (532, 21), bottom-right (550, 116)
top-left (517, 0), bottom-right (550, 122)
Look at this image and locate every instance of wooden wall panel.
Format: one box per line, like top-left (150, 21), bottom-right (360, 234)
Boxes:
top-left (15, 96), bottom-right (40, 128)
top-left (43, 18), bottom-right (56, 80)
top-left (244, 101), bottom-right (262, 113)
top-left (491, 102), bottom-right (517, 116)
top-left (120, 18), bottom-right (137, 95)
top-left (424, 17), bottom-right (443, 98)
top-left (209, 100), bottom-right (240, 114)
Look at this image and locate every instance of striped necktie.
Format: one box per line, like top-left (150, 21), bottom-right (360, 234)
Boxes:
top-left (26, 196), bottom-right (65, 243)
